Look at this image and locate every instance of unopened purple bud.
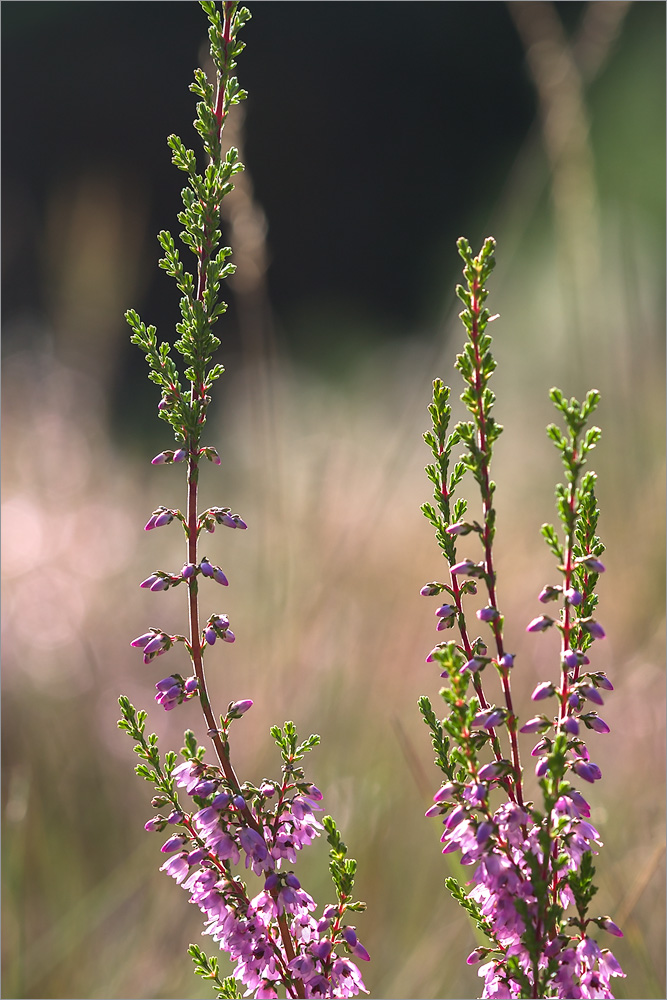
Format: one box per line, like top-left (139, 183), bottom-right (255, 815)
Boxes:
top-left (154, 510), bottom-right (174, 528)
top-left (311, 940), bottom-right (332, 961)
top-left (285, 873), bottom-right (301, 889)
top-left (233, 515), bottom-right (247, 529)
top-left (433, 782), bottom-right (456, 804)
top-left (140, 574), bottom-right (159, 589)
top-left (598, 916), bottom-right (623, 937)
top-left (424, 804), bottom-right (442, 818)
top-left (193, 780), bottom-right (218, 797)
top-left (259, 782), bottom-right (275, 797)
top-left (187, 848), bottom-right (207, 864)
top-left (436, 604), bottom-right (456, 618)
top-left (229, 699), bottom-right (253, 716)
top-left (151, 452), bottom-right (168, 465)
top-left (476, 606), bottom-right (498, 622)
top-left (498, 653), bottom-right (514, 670)
top-left (531, 681), bottom-right (555, 701)
top-left (562, 649), bottom-right (579, 669)
top-left (131, 631), bottom-right (156, 648)
top-left (565, 588), bottom-right (582, 606)
top-left (576, 556), bottom-right (605, 573)
top-left (562, 716), bottom-right (580, 736)
top-left (181, 563), bottom-right (196, 579)
top-left (436, 616), bottom-right (455, 632)
top-left (306, 784), bottom-right (323, 801)
top-left (535, 757), bottom-right (549, 778)
top-left (450, 559), bottom-right (476, 576)
top-left (445, 521), bottom-right (470, 536)
top-left (264, 872), bottom-right (280, 892)
top-left (462, 657), bottom-right (485, 673)
top-left (144, 633), bottom-right (168, 655)
top-left (316, 916), bottom-right (332, 933)
top-left (420, 582), bottom-right (442, 596)
top-left (538, 585), bottom-right (562, 603)
top-left (222, 629), bottom-right (235, 643)
top-left (211, 791), bottom-right (231, 810)
top-left (144, 817), bottom-right (165, 832)
top-left (184, 677), bottom-right (198, 694)
top-left (150, 577), bottom-right (170, 592)
top-left (568, 692), bottom-right (582, 709)
top-left (200, 560), bottom-right (214, 577)
top-left (205, 627), bottom-right (217, 645)
top-left (520, 716), bottom-right (550, 734)
top-left (583, 714), bottom-right (610, 734)
top-left (594, 672), bottom-right (614, 691)
top-left (582, 619), bottom-right (606, 640)
top-left (213, 567), bottom-right (229, 586)
top-left (476, 821), bottom-right (493, 845)
top-left (167, 810), bottom-right (183, 824)
top-left (531, 738), bottom-right (549, 757)
top-left (572, 759), bottom-right (602, 782)
top-left (580, 684), bottom-right (604, 706)
top-left (342, 927), bottom-right (358, 947)
top-left (526, 615), bottom-right (554, 632)
top-left (158, 399), bottom-right (168, 411)
top-left (161, 835), bottom-right (186, 853)
top-left (233, 794), bottom-right (246, 810)
top-left (426, 644), bottom-right (445, 662)
top-left (477, 762), bottom-right (501, 781)
top-left (444, 805), bottom-right (466, 830)
top-left (173, 449), bottom-right (187, 463)
top-left (144, 514), bottom-right (159, 530)
top-left (155, 675), bottom-right (179, 692)
top-left (466, 949), bottom-right (486, 965)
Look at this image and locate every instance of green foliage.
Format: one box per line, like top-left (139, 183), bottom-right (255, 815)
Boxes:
top-left (189, 943), bottom-right (241, 998)
top-left (323, 816), bottom-right (365, 913)
top-left (127, 2), bottom-right (251, 445)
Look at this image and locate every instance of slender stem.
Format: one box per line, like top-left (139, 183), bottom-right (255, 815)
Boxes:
top-left (468, 273), bottom-right (524, 809)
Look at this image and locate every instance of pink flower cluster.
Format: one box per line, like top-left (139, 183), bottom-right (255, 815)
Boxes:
top-left (154, 760), bottom-right (369, 998)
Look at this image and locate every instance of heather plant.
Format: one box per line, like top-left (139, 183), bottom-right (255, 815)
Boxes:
top-left (117, 5), bottom-right (368, 998)
top-left (419, 237), bottom-right (624, 999)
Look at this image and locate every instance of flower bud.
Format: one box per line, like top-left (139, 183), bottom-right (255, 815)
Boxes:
top-left (575, 556), bottom-right (605, 573)
top-left (531, 681), bottom-right (555, 701)
top-left (572, 759), bottom-right (602, 782)
top-left (213, 567), bottom-right (229, 586)
top-left (222, 629), bottom-right (235, 643)
top-left (497, 653), bottom-right (515, 670)
top-left (433, 782), bottom-right (456, 804)
top-left (535, 757), bottom-right (549, 778)
top-left (154, 510), bottom-right (174, 528)
top-left (161, 835), bottom-right (186, 853)
top-left (582, 713), bottom-right (610, 734)
top-left (181, 563), bottom-right (196, 579)
top-left (436, 603), bottom-right (456, 618)
top-left (150, 577), bottom-right (170, 592)
top-left (581, 618), bottom-right (606, 640)
top-left (200, 559), bottom-right (214, 577)
top-left (562, 649), bottom-right (580, 669)
top-left (140, 574), bottom-right (160, 589)
top-left (565, 587), bottom-right (582, 606)
top-left (579, 684), bottom-right (604, 706)
top-left (151, 451), bottom-right (168, 465)
top-left (229, 699), bottom-right (253, 717)
top-left (562, 716), bottom-right (580, 736)
top-left (420, 582), bottom-right (443, 596)
top-left (204, 627), bottom-right (217, 645)
top-left (173, 449), bottom-right (187, 463)
top-left (526, 615), bottom-right (554, 632)
top-left (476, 606), bottom-right (498, 622)
top-left (598, 916), bottom-right (623, 937)
top-left (538, 585), bottom-right (561, 603)
top-left (131, 631), bottom-right (157, 648)
top-left (520, 716), bottom-right (551, 734)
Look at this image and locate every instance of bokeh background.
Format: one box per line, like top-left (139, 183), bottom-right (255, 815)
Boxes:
top-left (2, 2), bottom-right (665, 998)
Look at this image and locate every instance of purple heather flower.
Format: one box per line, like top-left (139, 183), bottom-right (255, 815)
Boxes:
top-left (183, 676), bottom-right (198, 694)
top-left (445, 521), bottom-right (470, 535)
top-left (204, 627), bottom-right (217, 645)
top-left (497, 653), bottom-right (514, 670)
top-left (154, 509), bottom-right (174, 528)
top-left (159, 852), bottom-right (189, 883)
top-left (562, 649), bottom-right (580, 669)
top-left (150, 577), bottom-right (170, 592)
top-left (173, 448), bottom-right (187, 462)
top-left (420, 582), bottom-right (443, 596)
top-left (576, 555), bottom-right (606, 573)
top-left (462, 656), bottom-right (485, 673)
top-left (531, 681), bottom-right (555, 701)
top-left (144, 513), bottom-right (159, 530)
top-left (583, 714), bottom-right (611, 734)
top-left (151, 451), bottom-right (168, 465)
top-left (476, 606), bottom-right (498, 622)
top-left (538, 585), bottom-right (561, 603)
top-left (211, 791), bottom-right (231, 810)
top-left (531, 738), bottom-right (549, 757)
top-left (161, 835), bottom-right (186, 853)
top-left (579, 684), bottom-right (604, 706)
top-left (213, 567), bottom-right (229, 586)
top-left (311, 939), bottom-right (332, 962)
top-left (166, 810), bottom-right (183, 824)
top-left (476, 821), bottom-right (493, 845)
top-left (436, 603), bottom-right (456, 618)
top-left (582, 618), bottom-right (606, 640)
top-left (472, 707), bottom-right (505, 729)
top-left (562, 715), bottom-right (580, 736)
top-left (222, 629), bottom-right (235, 643)
top-left (477, 762), bottom-right (503, 781)
top-left (599, 916), bottom-right (623, 937)
top-left (130, 630), bottom-right (156, 648)
top-left (181, 562), bottom-right (196, 579)
top-left (450, 559), bottom-right (477, 576)
top-left (520, 716), bottom-right (550, 734)
top-left (144, 817), bottom-right (165, 832)
top-left (594, 672), bottom-right (614, 691)
top-left (535, 756), bottom-right (549, 778)
top-left (424, 804), bottom-right (442, 818)
top-left (144, 633), bottom-right (169, 656)
top-left (342, 926), bottom-right (358, 948)
top-left (191, 779), bottom-right (218, 798)
top-left (572, 759), bottom-right (602, 782)
top-left (140, 574), bottom-right (160, 589)
top-left (229, 699), bottom-right (253, 717)
top-left (526, 615), bottom-right (554, 632)
top-left (565, 587), bottom-right (582, 605)
top-left (155, 675), bottom-right (179, 692)
top-left (433, 782), bottom-right (456, 804)
top-left (425, 643), bottom-right (446, 662)
top-left (186, 847), bottom-right (207, 864)
top-left (436, 615), bottom-right (455, 632)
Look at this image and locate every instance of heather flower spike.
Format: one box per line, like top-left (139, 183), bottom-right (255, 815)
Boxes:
top-left (118, 5), bottom-right (367, 998)
top-left (418, 238), bottom-right (623, 997)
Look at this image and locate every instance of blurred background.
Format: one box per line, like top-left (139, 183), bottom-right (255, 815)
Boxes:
top-left (2, 2), bottom-right (665, 998)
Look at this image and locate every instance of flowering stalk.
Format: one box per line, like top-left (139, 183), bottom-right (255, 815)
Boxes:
top-left (118, 5), bottom-right (368, 997)
top-left (419, 238), bottom-right (624, 998)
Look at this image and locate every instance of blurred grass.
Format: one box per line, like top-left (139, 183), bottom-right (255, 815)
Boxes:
top-left (2, 3), bottom-right (665, 999)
